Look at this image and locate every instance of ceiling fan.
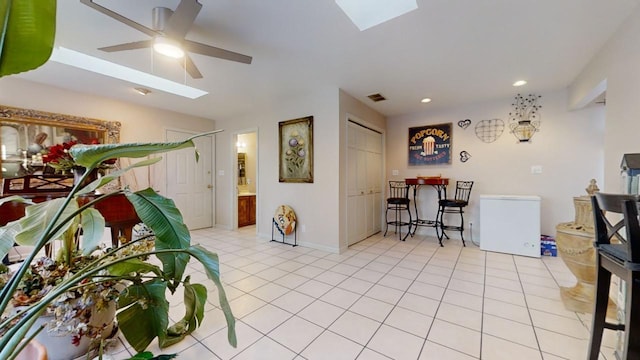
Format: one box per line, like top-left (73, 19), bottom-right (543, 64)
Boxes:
top-left (80, 0), bottom-right (252, 79)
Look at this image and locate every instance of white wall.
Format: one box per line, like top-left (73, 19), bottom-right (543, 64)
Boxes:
top-left (214, 87), bottom-right (341, 252)
top-left (0, 77), bottom-right (216, 193)
top-left (386, 89), bottom-right (604, 241)
top-left (569, 6), bottom-right (640, 193)
top-left (0, 78), bottom-right (368, 253)
top-left (215, 88), bottom-right (387, 253)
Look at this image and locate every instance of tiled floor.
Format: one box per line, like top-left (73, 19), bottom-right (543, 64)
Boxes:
top-left (106, 227), bottom-right (621, 360)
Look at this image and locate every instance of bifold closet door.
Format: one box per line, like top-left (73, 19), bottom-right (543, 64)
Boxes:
top-left (347, 122), bottom-right (383, 246)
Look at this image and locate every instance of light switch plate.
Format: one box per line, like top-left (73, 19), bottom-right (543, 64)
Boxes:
top-left (392, 169), bottom-right (399, 176)
top-left (531, 165), bottom-right (542, 174)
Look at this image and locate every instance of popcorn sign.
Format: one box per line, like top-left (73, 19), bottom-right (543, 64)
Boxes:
top-left (408, 123), bottom-right (452, 165)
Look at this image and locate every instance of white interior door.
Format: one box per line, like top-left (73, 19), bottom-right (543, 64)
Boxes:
top-left (166, 129), bottom-right (215, 230)
top-left (347, 121), bottom-right (383, 246)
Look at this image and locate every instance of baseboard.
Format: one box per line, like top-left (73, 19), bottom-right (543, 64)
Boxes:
top-left (214, 223), bottom-right (233, 231)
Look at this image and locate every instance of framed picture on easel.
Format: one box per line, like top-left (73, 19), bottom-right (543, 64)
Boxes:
top-left (279, 116), bottom-right (313, 183)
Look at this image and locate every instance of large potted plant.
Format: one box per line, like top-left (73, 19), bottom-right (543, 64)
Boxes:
top-left (0, 133), bottom-right (237, 359)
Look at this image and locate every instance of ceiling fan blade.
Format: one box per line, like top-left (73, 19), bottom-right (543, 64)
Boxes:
top-left (98, 40), bottom-right (152, 52)
top-left (80, 0), bottom-right (158, 37)
top-left (184, 40), bottom-right (253, 64)
top-left (165, 0), bottom-right (202, 39)
top-left (180, 54), bottom-right (203, 79)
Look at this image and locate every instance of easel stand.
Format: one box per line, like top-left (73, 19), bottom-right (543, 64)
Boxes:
top-left (271, 219), bottom-right (297, 247)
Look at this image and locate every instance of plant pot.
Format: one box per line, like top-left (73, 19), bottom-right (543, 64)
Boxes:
top-left (30, 300), bottom-right (117, 360)
top-left (16, 340), bottom-right (47, 360)
top-left (555, 195), bottom-right (616, 318)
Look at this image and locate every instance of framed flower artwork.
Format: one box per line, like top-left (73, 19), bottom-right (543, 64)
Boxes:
top-left (279, 116), bottom-right (313, 183)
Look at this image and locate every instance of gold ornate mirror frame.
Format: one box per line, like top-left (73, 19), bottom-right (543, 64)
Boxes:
top-left (0, 105), bottom-right (121, 179)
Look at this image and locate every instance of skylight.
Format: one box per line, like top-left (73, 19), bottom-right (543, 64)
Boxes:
top-left (49, 47), bottom-right (208, 99)
top-left (335, 0), bottom-right (418, 31)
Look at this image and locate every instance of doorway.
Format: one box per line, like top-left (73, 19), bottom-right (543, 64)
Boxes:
top-left (165, 129), bottom-right (215, 230)
top-left (234, 130), bottom-right (258, 229)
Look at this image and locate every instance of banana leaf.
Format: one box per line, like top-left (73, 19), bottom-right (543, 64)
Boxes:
top-left (126, 188), bottom-right (190, 282)
top-left (14, 198), bottom-right (77, 247)
top-left (159, 279), bottom-right (206, 348)
top-left (117, 279), bottom-right (169, 352)
top-left (0, 0), bottom-right (56, 76)
top-left (186, 245), bottom-right (237, 347)
top-left (69, 130), bottom-right (222, 169)
top-left (0, 220), bottom-right (20, 260)
top-left (80, 207), bottom-right (105, 255)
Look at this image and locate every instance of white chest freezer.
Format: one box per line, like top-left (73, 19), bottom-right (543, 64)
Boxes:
top-left (479, 195), bottom-right (541, 258)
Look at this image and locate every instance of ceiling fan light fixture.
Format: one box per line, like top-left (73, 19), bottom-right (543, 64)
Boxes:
top-left (153, 37), bottom-right (185, 59)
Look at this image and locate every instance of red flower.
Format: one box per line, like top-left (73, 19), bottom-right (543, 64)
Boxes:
top-left (43, 141), bottom-right (77, 164)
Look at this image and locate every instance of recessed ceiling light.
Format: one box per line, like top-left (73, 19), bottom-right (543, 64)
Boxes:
top-left (49, 47), bottom-right (207, 99)
top-left (134, 87), bottom-right (151, 95)
top-left (513, 80), bottom-right (527, 87)
top-left (421, 98), bottom-right (432, 103)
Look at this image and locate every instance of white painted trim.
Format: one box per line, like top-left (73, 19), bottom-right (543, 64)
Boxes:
top-left (346, 113), bottom-right (385, 134)
top-left (50, 47), bottom-right (208, 99)
top-left (216, 223), bottom-right (233, 231)
top-left (570, 78), bottom-right (607, 110)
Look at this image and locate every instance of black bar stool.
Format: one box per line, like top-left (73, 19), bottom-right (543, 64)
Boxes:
top-left (436, 180), bottom-right (473, 246)
top-left (588, 193), bottom-right (640, 359)
top-left (384, 180), bottom-right (412, 241)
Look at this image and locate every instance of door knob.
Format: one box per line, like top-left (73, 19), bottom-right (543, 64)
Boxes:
top-left (207, 184), bottom-right (213, 189)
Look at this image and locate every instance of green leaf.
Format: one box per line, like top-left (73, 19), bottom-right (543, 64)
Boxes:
top-left (0, 0), bottom-right (56, 77)
top-left (117, 280), bottom-right (169, 353)
top-left (186, 245), bottom-right (237, 347)
top-left (80, 207), bottom-right (105, 255)
top-left (108, 258), bottom-right (162, 277)
top-left (160, 280), bottom-right (207, 348)
top-left (128, 352), bottom-right (154, 360)
top-left (0, 219), bottom-right (20, 260)
top-left (69, 130), bottom-right (222, 169)
top-left (14, 198), bottom-right (77, 246)
top-left (0, 195), bottom-right (33, 206)
top-left (126, 189), bottom-right (190, 281)
top-left (77, 157), bottom-right (162, 195)
top-left (128, 353), bottom-right (177, 360)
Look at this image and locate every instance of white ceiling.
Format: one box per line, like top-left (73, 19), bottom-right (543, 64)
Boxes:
top-left (16, 0), bottom-right (640, 121)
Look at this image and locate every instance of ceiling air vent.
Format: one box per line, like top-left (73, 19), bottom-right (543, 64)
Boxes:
top-left (367, 93), bottom-right (386, 102)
